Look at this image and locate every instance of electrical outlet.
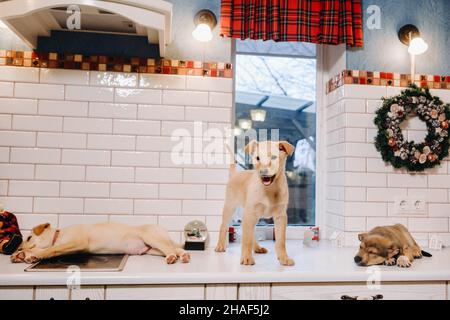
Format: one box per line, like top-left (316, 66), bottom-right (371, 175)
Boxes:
top-left (411, 196), bottom-right (427, 214)
top-left (394, 196), bottom-right (427, 215)
top-left (394, 197), bottom-right (409, 214)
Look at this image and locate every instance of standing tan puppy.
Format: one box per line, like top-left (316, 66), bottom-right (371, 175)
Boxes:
top-left (215, 140), bottom-right (295, 266)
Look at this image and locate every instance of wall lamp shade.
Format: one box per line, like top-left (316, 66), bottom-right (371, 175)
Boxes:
top-left (408, 37), bottom-right (428, 55)
top-left (192, 9), bottom-right (217, 42)
top-left (398, 24), bottom-right (428, 55)
top-left (250, 109), bottom-right (267, 122)
top-left (192, 23), bottom-right (213, 42)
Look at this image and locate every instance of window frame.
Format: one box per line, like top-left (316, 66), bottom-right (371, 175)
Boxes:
top-left (231, 40), bottom-right (325, 238)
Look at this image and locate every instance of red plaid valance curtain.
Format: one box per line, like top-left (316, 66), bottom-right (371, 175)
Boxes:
top-left (220, 0), bottom-right (364, 47)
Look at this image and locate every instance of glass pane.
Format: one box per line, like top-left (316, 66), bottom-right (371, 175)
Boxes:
top-left (234, 50), bottom-right (316, 226)
top-left (236, 39), bottom-right (316, 58)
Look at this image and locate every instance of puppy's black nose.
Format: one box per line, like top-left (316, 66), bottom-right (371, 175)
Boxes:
top-left (354, 256), bottom-right (362, 263)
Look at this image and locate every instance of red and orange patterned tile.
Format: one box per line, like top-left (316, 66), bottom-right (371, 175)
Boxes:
top-left (0, 50), bottom-right (233, 79)
top-left (327, 69), bottom-right (450, 93)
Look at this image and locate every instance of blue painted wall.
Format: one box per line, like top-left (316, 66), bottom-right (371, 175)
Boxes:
top-left (347, 0), bottom-right (450, 75)
top-left (165, 0), bottom-right (231, 62)
top-left (4, 0), bottom-right (448, 70)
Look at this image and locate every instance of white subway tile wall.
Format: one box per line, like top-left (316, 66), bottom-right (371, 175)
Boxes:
top-left (0, 66), bottom-right (232, 243)
top-left (325, 85), bottom-right (450, 246)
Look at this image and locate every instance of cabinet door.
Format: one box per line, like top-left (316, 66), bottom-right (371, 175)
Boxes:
top-left (447, 282), bottom-right (449, 300)
top-left (205, 284), bottom-right (238, 300)
top-left (272, 282), bottom-right (446, 300)
top-left (238, 284), bottom-right (270, 300)
top-left (71, 286), bottom-right (105, 300)
top-left (106, 285), bottom-right (204, 300)
top-left (0, 286), bottom-right (33, 300)
top-left (35, 286), bottom-right (70, 300)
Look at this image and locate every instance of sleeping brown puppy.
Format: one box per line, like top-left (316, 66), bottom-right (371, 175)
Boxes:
top-left (354, 224), bottom-right (432, 268)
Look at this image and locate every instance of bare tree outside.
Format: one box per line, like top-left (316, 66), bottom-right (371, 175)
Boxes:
top-left (236, 55), bottom-right (316, 101)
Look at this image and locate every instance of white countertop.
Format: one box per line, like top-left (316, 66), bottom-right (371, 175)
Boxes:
top-left (0, 241), bottom-right (449, 286)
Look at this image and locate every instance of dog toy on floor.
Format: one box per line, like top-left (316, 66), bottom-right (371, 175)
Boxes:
top-left (0, 204), bottom-right (22, 255)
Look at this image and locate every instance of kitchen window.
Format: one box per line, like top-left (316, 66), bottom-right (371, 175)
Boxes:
top-left (233, 39), bottom-right (317, 226)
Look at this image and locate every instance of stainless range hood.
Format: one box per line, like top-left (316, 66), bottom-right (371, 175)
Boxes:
top-left (0, 0), bottom-right (173, 56)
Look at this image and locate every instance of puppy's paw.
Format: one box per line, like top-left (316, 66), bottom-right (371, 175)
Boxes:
top-left (215, 243), bottom-right (227, 252)
top-left (278, 256), bottom-right (295, 266)
top-left (10, 250), bottom-right (25, 263)
top-left (240, 255), bottom-right (255, 265)
top-left (413, 250), bottom-right (423, 259)
top-left (396, 255), bottom-right (411, 268)
top-left (165, 253), bottom-right (178, 264)
top-left (384, 258), bottom-right (396, 266)
top-left (23, 253), bottom-right (40, 264)
top-left (254, 247), bottom-right (268, 254)
top-left (180, 252), bottom-right (190, 263)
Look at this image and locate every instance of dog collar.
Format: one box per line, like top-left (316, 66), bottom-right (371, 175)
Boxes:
top-left (52, 229), bottom-right (60, 246)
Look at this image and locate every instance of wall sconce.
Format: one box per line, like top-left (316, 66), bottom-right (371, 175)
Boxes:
top-left (238, 119), bottom-right (252, 130)
top-left (192, 9), bottom-right (217, 42)
top-left (250, 109), bottom-right (267, 122)
top-left (398, 24), bottom-right (428, 81)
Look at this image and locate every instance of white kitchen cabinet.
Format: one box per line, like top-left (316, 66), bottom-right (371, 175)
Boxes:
top-left (106, 285), bottom-right (205, 300)
top-left (0, 286), bottom-right (33, 300)
top-left (35, 286), bottom-right (70, 300)
top-left (0, 281), bottom-right (448, 300)
top-left (447, 282), bottom-right (449, 300)
top-left (271, 282), bottom-right (446, 300)
top-left (71, 286), bottom-right (105, 300)
top-left (238, 284), bottom-right (270, 300)
top-left (205, 284), bottom-right (238, 300)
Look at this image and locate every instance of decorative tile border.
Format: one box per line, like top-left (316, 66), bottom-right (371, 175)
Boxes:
top-left (327, 70), bottom-right (450, 93)
top-left (0, 50), bottom-right (233, 78)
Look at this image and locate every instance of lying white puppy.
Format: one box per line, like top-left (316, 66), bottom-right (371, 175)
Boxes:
top-left (11, 222), bottom-right (190, 264)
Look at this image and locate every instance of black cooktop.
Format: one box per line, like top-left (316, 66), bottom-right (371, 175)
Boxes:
top-left (25, 254), bottom-right (128, 272)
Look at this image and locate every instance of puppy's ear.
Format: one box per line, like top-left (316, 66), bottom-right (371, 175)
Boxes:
top-left (33, 223), bottom-right (51, 236)
top-left (244, 140), bottom-right (258, 155)
top-left (279, 141), bottom-right (294, 156)
top-left (358, 233), bottom-right (368, 242)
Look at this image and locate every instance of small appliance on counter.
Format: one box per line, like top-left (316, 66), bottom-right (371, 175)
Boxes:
top-left (25, 254), bottom-right (128, 272)
top-left (303, 227), bottom-right (320, 247)
top-left (0, 203), bottom-right (23, 255)
top-left (184, 220), bottom-right (208, 250)
top-left (228, 227), bottom-right (237, 243)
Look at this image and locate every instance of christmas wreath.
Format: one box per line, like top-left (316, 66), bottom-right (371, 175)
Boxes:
top-left (374, 85), bottom-right (450, 172)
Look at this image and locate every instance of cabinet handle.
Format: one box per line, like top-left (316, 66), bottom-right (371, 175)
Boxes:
top-left (341, 294), bottom-right (383, 300)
